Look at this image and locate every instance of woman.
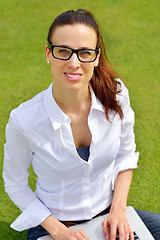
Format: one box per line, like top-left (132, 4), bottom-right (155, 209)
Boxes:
top-left (3, 9), bottom-right (160, 240)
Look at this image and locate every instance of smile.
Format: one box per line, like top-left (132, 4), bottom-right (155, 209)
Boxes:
top-left (66, 74), bottom-right (81, 78)
top-left (64, 72), bottom-right (82, 80)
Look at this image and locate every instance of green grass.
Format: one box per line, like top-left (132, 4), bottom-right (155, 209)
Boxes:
top-left (0, 0), bottom-right (159, 239)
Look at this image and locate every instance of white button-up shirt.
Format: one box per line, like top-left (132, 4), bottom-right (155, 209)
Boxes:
top-left (3, 80), bottom-right (139, 231)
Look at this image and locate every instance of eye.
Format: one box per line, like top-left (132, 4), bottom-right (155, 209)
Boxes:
top-left (58, 49), bottom-right (70, 54)
top-left (79, 50), bottom-right (92, 56)
top-left (79, 49), bottom-right (95, 60)
top-left (53, 47), bottom-right (72, 58)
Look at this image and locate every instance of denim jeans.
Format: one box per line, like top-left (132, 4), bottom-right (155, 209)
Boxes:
top-left (135, 209), bottom-right (160, 240)
top-left (27, 225), bottom-right (49, 240)
top-left (27, 209), bottom-right (160, 240)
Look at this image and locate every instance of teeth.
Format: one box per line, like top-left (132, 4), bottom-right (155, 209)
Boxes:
top-left (66, 74), bottom-right (80, 78)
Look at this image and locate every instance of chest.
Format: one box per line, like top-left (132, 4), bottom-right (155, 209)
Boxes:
top-left (70, 114), bottom-right (92, 148)
top-left (29, 111), bottom-right (121, 179)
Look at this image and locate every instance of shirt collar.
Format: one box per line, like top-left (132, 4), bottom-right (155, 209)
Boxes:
top-left (90, 86), bottom-right (105, 113)
top-left (44, 83), bottom-right (70, 130)
top-left (44, 83), bottom-right (105, 130)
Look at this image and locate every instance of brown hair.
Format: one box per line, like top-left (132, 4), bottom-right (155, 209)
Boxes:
top-left (47, 9), bottom-right (123, 121)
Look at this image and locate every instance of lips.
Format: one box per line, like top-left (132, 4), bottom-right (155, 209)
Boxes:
top-left (64, 72), bottom-right (82, 81)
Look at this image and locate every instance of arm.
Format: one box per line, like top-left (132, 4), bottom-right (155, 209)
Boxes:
top-left (102, 169), bottom-right (134, 240)
top-left (111, 169), bottom-right (133, 213)
top-left (3, 111), bottom-right (51, 231)
top-left (41, 215), bottom-right (89, 240)
top-left (102, 82), bottom-right (139, 240)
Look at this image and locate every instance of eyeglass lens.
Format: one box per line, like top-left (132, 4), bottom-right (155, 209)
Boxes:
top-left (52, 46), bottom-right (97, 62)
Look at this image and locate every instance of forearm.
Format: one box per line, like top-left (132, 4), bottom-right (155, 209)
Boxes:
top-left (110, 169), bottom-right (133, 212)
top-left (41, 215), bottom-right (89, 240)
top-left (102, 169), bottom-right (134, 239)
top-left (41, 215), bottom-right (68, 239)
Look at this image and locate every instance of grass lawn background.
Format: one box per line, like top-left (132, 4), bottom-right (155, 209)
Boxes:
top-left (0, 0), bottom-right (159, 239)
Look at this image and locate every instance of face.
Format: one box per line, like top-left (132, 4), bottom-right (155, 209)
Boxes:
top-left (45, 24), bottom-right (100, 93)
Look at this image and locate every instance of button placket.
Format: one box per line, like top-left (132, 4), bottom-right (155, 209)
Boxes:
top-left (81, 165), bottom-right (93, 218)
top-left (62, 120), bottom-right (77, 153)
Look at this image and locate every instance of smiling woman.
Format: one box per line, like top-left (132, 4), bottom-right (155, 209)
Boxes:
top-left (3, 9), bottom-right (160, 240)
top-left (45, 23), bottom-right (100, 94)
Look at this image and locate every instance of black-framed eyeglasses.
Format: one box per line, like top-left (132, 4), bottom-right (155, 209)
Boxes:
top-left (48, 42), bottom-right (99, 63)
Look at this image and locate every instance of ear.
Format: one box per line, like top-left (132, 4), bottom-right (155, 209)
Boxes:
top-left (45, 44), bottom-right (51, 63)
top-left (94, 48), bottom-right (101, 67)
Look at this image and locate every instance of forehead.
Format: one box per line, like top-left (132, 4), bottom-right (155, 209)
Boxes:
top-left (51, 24), bottom-right (97, 48)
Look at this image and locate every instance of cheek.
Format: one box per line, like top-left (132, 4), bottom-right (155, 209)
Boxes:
top-left (50, 65), bottom-right (56, 77)
top-left (84, 64), bottom-right (95, 78)
top-left (50, 61), bottom-right (63, 76)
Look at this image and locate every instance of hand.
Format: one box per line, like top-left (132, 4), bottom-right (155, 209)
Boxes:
top-left (41, 215), bottom-right (89, 240)
top-left (102, 209), bottom-right (134, 240)
top-left (58, 228), bottom-right (89, 240)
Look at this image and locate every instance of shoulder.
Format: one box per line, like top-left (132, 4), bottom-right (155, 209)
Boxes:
top-left (116, 78), bottom-right (130, 106)
top-left (9, 88), bottom-right (48, 132)
top-left (116, 78), bottom-right (128, 94)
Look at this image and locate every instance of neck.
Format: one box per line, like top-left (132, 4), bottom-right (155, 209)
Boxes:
top-left (52, 83), bottom-right (91, 114)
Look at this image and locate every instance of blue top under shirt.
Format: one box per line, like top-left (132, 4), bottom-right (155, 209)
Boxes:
top-left (76, 146), bottom-right (90, 161)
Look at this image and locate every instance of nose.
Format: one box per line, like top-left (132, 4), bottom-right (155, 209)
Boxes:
top-left (68, 53), bottom-right (80, 68)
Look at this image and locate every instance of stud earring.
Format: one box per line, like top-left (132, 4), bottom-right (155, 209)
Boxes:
top-left (47, 60), bottom-right (50, 64)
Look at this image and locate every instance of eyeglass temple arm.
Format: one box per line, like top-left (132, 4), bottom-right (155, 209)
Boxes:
top-left (47, 42), bottom-right (52, 49)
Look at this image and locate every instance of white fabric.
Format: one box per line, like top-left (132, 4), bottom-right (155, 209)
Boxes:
top-left (3, 80), bottom-right (139, 231)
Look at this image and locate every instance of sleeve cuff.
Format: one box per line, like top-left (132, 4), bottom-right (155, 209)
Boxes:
top-left (112, 152), bottom-right (139, 190)
top-left (10, 199), bottom-right (51, 231)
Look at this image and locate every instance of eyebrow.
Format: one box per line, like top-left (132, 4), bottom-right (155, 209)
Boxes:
top-left (53, 44), bottom-right (95, 50)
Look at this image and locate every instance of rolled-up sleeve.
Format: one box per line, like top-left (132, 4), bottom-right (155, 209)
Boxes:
top-left (112, 84), bottom-right (139, 189)
top-left (3, 111), bottom-right (51, 231)
top-left (10, 199), bottom-right (51, 231)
